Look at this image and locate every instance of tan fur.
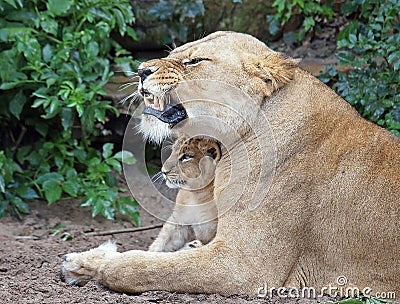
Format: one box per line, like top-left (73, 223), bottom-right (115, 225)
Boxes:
top-left (61, 32), bottom-right (400, 298)
top-left (148, 136), bottom-right (220, 252)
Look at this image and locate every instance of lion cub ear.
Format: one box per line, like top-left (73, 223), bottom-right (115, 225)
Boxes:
top-left (199, 140), bottom-right (221, 161)
top-left (244, 52), bottom-right (301, 95)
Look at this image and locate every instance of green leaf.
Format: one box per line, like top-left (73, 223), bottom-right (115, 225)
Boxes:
top-left (17, 37), bottom-right (41, 62)
top-left (341, 1), bottom-right (358, 16)
top-left (42, 44), bottom-right (54, 62)
top-left (16, 146), bottom-right (31, 164)
top-left (86, 41), bottom-right (99, 58)
top-left (102, 143), bottom-right (114, 159)
top-left (91, 199), bottom-right (103, 218)
top-left (101, 203), bottom-right (115, 220)
top-left (25, 151), bottom-right (41, 166)
top-left (4, 0), bottom-right (18, 9)
top-left (102, 188), bottom-right (118, 202)
top-left (349, 33), bottom-right (357, 44)
top-left (40, 18), bottom-right (58, 35)
top-left (336, 50), bottom-right (355, 65)
top-left (33, 121), bottom-right (49, 137)
top-left (61, 107), bottom-right (74, 131)
top-left (15, 186), bottom-right (39, 199)
top-left (12, 196), bottom-right (29, 214)
top-left (36, 172), bottom-right (64, 184)
top-left (62, 180), bottom-right (80, 197)
top-left (0, 27), bottom-right (32, 42)
top-left (0, 200), bottom-right (9, 217)
top-left (0, 82), bottom-right (21, 90)
top-left (267, 14), bottom-right (281, 36)
top-left (0, 175), bottom-right (5, 193)
top-left (9, 91), bottom-right (26, 119)
top-left (336, 299), bottom-right (363, 304)
top-left (104, 172), bottom-right (117, 187)
top-left (46, 0), bottom-right (73, 16)
top-left (106, 158), bottom-right (122, 173)
top-left (113, 150), bottom-right (136, 165)
top-left (117, 197), bottom-right (140, 226)
top-left (42, 179), bottom-right (62, 203)
top-left (394, 60), bottom-right (400, 72)
top-left (303, 16), bottom-right (315, 32)
top-left (126, 27), bottom-right (137, 41)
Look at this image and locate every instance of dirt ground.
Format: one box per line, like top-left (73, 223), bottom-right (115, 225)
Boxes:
top-left (1, 199), bottom-right (342, 304)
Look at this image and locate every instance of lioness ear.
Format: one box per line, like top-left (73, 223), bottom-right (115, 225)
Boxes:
top-left (244, 52), bottom-right (301, 95)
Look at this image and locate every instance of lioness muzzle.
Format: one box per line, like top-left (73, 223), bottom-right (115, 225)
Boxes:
top-left (143, 104), bottom-right (187, 126)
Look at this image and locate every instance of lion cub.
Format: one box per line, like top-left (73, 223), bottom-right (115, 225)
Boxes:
top-left (149, 136), bottom-right (221, 252)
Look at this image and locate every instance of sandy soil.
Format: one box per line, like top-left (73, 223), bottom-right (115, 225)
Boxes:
top-left (0, 199), bottom-right (339, 304)
top-left (2, 199), bottom-right (397, 304)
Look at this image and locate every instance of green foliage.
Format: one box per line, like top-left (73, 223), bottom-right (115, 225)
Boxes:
top-left (148, 0), bottom-right (205, 42)
top-left (0, 0), bottom-right (140, 225)
top-left (0, 150), bottom-right (36, 219)
top-left (331, 294), bottom-right (392, 304)
top-left (267, 0), bottom-right (334, 40)
top-left (320, 0), bottom-right (400, 137)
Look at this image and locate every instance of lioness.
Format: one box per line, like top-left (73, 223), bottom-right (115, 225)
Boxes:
top-left (148, 136), bottom-right (220, 252)
top-left (61, 32), bottom-right (400, 298)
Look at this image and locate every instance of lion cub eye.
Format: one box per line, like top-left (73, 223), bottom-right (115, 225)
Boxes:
top-left (182, 58), bottom-right (209, 66)
top-left (179, 154), bottom-right (193, 162)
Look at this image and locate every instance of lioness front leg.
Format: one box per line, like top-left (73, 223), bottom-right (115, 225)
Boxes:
top-left (148, 220), bottom-right (194, 252)
top-left (61, 241), bottom-right (118, 286)
top-left (61, 240), bottom-right (256, 295)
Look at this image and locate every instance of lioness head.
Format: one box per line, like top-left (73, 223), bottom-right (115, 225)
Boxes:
top-left (137, 31), bottom-right (300, 144)
top-left (161, 136), bottom-right (221, 191)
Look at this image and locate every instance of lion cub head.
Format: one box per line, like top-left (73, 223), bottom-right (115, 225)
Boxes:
top-left (137, 31), bottom-right (300, 144)
top-left (162, 136), bottom-right (221, 191)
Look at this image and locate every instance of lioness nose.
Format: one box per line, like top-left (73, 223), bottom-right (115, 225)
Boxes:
top-left (138, 68), bottom-right (153, 82)
top-left (161, 168), bottom-right (170, 176)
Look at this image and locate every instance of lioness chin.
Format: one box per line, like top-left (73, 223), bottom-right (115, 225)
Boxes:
top-left (61, 31), bottom-right (400, 298)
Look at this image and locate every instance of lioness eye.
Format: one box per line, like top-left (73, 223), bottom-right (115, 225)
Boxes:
top-left (179, 154), bottom-right (193, 162)
top-left (182, 58), bottom-right (209, 66)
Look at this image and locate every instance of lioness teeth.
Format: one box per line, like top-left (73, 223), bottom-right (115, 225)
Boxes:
top-left (144, 92), bottom-right (154, 107)
top-left (143, 92), bottom-right (165, 111)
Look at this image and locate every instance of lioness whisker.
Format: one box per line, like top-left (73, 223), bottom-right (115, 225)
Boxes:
top-left (120, 92), bottom-right (138, 105)
top-left (119, 82), bottom-right (139, 91)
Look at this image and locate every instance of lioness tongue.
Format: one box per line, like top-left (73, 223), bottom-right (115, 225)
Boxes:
top-left (143, 104), bottom-right (187, 126)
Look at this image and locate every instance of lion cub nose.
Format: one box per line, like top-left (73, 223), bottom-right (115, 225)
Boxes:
top-left (138, 68), bottom-right (153, 82)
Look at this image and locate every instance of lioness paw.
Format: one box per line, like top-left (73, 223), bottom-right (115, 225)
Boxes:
top-left (61, 241), bottom-right (118, 286)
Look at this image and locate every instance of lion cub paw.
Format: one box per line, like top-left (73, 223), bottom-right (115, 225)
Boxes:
top-left (61, 241), bottom-right (117, 286)
top-left (179, 240), bottom-right (204, 250)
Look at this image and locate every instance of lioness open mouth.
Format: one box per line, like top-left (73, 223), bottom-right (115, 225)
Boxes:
top-left (141, 89), bottom-right (165, 111)
top-left (143, 103), bottom-right (187, 126)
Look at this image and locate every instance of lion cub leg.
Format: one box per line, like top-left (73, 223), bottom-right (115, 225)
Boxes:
top-left (179, 239), bottom-right (204, 250)
top-left (148, 217), bottom-right (194, 252)
top-left (192, 219), bottom-right (218, 245)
